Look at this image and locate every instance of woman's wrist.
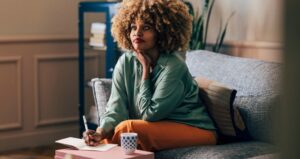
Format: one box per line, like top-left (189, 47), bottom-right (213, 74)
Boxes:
top-left (96, 127), bottom-right (106, 138)
top-left (142, 66), bottom-right (150, 80)
top-left (96, 127), bottom-right (113, 139)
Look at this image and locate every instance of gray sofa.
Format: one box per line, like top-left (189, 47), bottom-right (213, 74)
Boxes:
top-left (90, 50), bottom-right (281, 159)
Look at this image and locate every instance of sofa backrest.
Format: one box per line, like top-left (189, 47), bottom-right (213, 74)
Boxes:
top-left (186, 50), bottom-right (282, 143)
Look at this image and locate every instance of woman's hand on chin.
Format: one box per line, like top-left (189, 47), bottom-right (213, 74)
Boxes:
top-left (135, 50), bottom-right (151, 80)
top-left (135, 50), bottom-right (151, 68)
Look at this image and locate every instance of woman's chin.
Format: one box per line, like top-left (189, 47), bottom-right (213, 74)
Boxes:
top-left (133, 47), bottom-right (146, 52)
top-left (133, 45), bottom-right (156, 53)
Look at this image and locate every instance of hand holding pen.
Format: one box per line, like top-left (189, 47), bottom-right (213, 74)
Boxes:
top-left (82, 115), bottom-right (106, 146)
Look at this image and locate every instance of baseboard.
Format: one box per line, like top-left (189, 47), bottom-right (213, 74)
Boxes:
top-left (0, 125), bottom-right (79, 152)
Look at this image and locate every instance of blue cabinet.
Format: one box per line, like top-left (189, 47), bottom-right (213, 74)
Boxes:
top-left (78, 1), bottom-right (119, 135)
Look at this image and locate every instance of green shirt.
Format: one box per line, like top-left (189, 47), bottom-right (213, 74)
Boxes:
top-left (99, 52), bottom-right (216, 133)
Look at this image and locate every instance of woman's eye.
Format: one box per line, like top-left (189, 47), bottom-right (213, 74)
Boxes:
top-left (131, 25), bottom-right (137, 30)
top-left (143, 26), bottom-right (151, 30)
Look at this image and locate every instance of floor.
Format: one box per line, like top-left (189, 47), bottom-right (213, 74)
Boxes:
top-left (0, 144), bottom-right (66, 159)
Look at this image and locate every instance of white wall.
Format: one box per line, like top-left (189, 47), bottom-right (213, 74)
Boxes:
top-left (0, 0), bottom-right (100, 36)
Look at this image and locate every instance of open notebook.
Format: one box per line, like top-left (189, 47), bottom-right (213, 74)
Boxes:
top-left (55, 137), bottom-right (117, 151)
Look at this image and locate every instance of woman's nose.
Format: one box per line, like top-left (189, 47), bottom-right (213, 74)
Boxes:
top-left (135, 27), bottom-right (143, 36)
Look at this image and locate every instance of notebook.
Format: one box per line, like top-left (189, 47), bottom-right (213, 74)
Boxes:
top-left (55, 137), bottom-right (117, 151)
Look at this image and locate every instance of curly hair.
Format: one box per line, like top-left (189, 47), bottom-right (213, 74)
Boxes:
top-left (111, 0), bottom-right (192, 53)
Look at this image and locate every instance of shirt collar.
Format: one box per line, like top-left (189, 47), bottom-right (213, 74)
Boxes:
top-left (156, 53), bottom-right (168, 68)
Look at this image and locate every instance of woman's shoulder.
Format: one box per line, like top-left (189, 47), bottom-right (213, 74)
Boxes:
top-left (116, 51), bottom-right (135, 64)
top-left (164, 52), bottom-right (187, 70)
top-left (114, 51), bottom-right (135, 72)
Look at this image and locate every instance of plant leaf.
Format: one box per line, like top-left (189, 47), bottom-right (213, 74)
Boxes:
top-left (216, 11), bottom-right (235, 52)
top-left (191, 13), bottom-right (204, 50)
top-left (196, 17), bottom-right (204, 49)
top-left (196, 41), bottom-right (202, 50)
top-left (203, 0), bottom-right (215, 49)
top-left (213, 18), bottom-right (223, 52)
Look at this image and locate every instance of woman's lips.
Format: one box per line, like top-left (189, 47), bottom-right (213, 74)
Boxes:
top-left (133, 38), bottom-right (145, 43)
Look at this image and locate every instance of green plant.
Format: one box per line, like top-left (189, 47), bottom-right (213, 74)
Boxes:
top-left (185, 0), bottom-right (234, 52)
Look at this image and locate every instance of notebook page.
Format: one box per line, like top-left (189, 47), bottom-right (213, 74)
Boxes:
top-left (55, 137), bottom-right (85, 149)
top-left (55, 137), bottom-right (117, 151)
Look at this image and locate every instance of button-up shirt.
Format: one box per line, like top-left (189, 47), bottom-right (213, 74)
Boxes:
top-left (99, 51), bottom-right (216, 133)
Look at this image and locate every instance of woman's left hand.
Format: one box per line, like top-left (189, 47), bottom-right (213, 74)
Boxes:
top-left (135, 50), bottom-right (151, 68)
top-left (135, 50), bottom-right (151, 80)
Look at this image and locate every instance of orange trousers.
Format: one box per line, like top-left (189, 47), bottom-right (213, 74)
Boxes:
top-left (103, 120), bottom-right (217, 151)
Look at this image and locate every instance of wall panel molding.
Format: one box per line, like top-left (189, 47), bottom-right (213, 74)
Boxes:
top-left (224, 40), bottom-right (283, 49)
top-left (225, 41), bottom-right (283, 63)
top-left (0, 56), bottom-right (22, 131)
top-left (209, 40), bottom-right (283, 63)
top-left (34, 54), bottom-right (98, 127)
top-left (0, 34), bottom-right (77, 43)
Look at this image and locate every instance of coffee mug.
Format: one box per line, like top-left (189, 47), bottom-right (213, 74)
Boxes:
top-left (120, 132), bottom-right (138, 154)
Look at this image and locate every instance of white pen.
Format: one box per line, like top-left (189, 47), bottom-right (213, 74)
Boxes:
top-left (82, 115), bottom-right (89, 132)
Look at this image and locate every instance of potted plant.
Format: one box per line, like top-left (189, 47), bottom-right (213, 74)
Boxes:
top-left (184, 0), bottom-right (234, 53)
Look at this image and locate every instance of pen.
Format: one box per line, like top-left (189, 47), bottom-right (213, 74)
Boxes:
top-left (82, 115), bottom-right (88, 132)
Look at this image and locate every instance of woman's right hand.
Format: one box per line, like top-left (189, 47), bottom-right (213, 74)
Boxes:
top-left (83, 128), bottom-right (105, 146)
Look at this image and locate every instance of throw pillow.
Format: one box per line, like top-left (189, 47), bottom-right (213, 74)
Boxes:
top-left (194, 76), bottom-right (250, 143)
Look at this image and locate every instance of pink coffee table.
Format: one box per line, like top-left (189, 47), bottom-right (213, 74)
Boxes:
top-left (55, 146), bottom-right (154, 159)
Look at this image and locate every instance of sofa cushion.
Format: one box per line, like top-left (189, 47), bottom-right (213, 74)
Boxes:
top-left (186, 50), bottom-right (281, 143)
top-left (194, 76), bottom-right (249, 142)
top-left (234, 95), bottom-right (280, 143)
top-left (155, 141), bottom-right (276, 159)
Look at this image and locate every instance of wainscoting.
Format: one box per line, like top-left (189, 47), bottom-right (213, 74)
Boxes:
top-left (0, 35), bottom-right (105, 152)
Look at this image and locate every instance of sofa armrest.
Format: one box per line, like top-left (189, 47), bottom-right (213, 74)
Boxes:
top-left (90, 78), bottom-right (112, 125)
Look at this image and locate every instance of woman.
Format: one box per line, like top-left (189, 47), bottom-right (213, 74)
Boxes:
top-left (84, 0), bottom-right (217, 151)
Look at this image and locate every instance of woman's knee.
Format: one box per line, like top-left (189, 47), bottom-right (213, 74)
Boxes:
top-left (115, 119), bottom-right (146, 133)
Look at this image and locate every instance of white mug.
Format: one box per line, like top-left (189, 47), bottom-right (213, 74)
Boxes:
top-left (120, 132), bottom-right (138, 155)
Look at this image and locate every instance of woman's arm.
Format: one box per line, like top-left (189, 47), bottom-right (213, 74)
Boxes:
top-left (135, 51), bottom-right (187, 121)
top-left (99, 56), bottom-right (129, 135)
top-left (136, 65), bottom-right (186, 121)
top-left (84, 57), bottom-right (129, 146)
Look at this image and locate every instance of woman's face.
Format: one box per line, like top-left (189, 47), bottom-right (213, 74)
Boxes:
top-left (130, 19), bottom-right (157, 52)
